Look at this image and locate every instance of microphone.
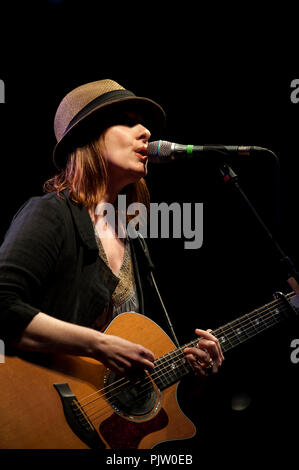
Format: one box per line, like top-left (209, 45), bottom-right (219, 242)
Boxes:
top-left (147, 140), bottom-right (267, 163)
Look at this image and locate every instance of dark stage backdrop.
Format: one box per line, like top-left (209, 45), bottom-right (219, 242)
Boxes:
top-left (1, 1), bottom-right (298, 465)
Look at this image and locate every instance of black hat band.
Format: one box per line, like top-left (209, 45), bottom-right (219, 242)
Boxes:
top-left (63, 89), bottom-right (136, 137)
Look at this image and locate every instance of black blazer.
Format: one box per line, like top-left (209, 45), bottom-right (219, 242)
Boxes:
top-left (0, 190), bottom-right (159, 342)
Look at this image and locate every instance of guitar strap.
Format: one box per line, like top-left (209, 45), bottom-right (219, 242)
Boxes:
top-left (135, 233), bottom-right (180, 348)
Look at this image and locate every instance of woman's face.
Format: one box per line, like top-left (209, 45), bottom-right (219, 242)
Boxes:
top-left (100, 113), bottom-right (151, 189)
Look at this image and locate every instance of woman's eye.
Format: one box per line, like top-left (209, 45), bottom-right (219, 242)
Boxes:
top-left (121, 113), bottom-right (145, 127)
top-left (123, 117), bottom-right (139, 127)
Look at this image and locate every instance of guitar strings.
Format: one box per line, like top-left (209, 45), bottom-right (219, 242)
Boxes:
top-left (79, 293), bottom-right (293, 413)
top-left (79, 294), bottom-right (296, 422)
top-left (79, 292), bottom-right (293, 408)
top-left (85, 297), bottom-right (294, 422)
top-left (84, 308), bottom-right (282, 419)
top-left (79, 295), bottom-right (293, 421)
top-left (83, 312), bottom-right (290, 425)
top-left (84, 304), bottom-right (291, 424)
top-left (214, 293), bottom-right (294, 338)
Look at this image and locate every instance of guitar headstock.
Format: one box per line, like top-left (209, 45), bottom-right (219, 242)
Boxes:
top-left (286, 277), bottom-right (299, 316)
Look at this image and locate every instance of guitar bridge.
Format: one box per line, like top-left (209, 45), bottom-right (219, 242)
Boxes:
top-left (54, 383), bottom-right (105, 449)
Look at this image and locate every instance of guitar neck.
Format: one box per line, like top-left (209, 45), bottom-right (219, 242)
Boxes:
top-left (152, 291), bottom-right (297, 391)
top-left (210, 291), bottom-right (296, 353)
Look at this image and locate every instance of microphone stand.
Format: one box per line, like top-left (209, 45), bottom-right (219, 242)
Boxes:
top-left (218, 162), bottom-right (299, 294)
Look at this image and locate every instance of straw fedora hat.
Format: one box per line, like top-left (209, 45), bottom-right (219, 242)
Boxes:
top-left (53, 79), bottom-right (166, 169)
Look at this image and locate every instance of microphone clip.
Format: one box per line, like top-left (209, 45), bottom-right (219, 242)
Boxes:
top-left (218, 163), bottom-right (238, 184)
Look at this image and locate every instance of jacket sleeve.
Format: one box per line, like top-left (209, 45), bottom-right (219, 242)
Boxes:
top-left (0, 195), bottom-right (64, 342)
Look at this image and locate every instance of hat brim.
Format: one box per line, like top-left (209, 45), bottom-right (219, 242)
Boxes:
top-left (53, 95), bottom-right (166, 170)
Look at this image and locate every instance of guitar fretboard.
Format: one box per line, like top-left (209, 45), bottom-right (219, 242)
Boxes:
top-left (212, 293), bottom-right (293, 353)
top-left (152, 292), bottom-right (297, 391)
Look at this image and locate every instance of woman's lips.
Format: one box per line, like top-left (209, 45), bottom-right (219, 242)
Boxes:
top-left (135, 147), bottom-right (148, 162)
top-left (135, 152), bottom-right (148, 162)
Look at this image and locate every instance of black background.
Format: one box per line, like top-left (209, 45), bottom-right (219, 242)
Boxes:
top-left (1, 1), bottom-right (298, 465)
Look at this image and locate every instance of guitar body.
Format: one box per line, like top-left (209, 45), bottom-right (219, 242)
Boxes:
top-left (0, 312), bottom-right (196, 449)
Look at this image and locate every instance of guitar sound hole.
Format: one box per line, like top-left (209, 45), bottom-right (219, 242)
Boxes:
top-left (105, 371), bottom-right (159, 418)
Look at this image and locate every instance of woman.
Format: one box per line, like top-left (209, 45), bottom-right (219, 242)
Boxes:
top-left (0, 79), bottom-right (223, 376)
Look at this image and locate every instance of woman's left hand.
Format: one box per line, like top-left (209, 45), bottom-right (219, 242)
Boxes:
top-left (183, 329), bottom-right (224, 376)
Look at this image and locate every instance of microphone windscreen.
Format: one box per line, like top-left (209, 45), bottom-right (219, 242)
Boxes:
top-left (147, 140), bottom-right (172, 158)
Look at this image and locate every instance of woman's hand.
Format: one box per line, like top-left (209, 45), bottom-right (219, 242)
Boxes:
top-left (94, 333), bottom-right (155, 376)
top-left (184, 329), bottom-right (224, 376)
top-left (14, 312), bottom-right (155, 377)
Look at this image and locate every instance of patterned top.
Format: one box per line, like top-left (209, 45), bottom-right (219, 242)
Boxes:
top-left (93, 226), bottom-right (139, 323)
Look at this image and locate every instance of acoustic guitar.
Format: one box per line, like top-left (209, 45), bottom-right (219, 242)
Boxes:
top-left (0, 291), bottom-right (297, 449)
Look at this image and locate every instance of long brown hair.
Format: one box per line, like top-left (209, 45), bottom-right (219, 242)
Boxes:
top-left (44, 134), bottom-right (150, 218)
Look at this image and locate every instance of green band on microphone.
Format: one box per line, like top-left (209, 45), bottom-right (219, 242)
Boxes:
top-left (186, 145), bottom-right (193, 155)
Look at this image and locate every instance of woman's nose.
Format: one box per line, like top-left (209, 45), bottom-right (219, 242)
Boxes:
top-left (137, 124), bottom-right (151, 142)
